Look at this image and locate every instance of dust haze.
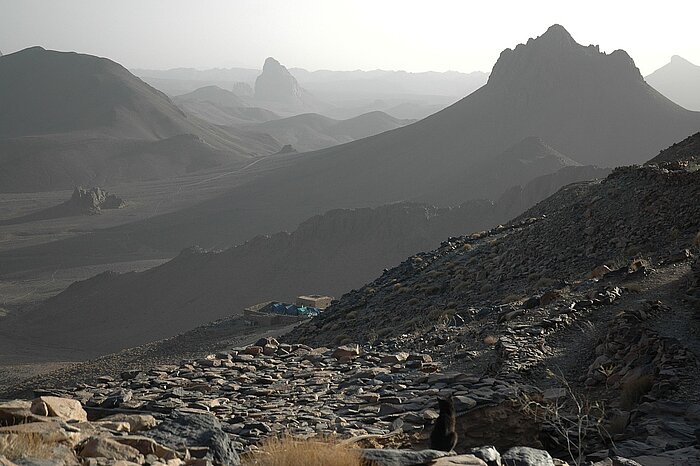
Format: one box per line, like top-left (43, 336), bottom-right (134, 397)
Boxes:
top-left (0, 2), bottom-right (699, 465)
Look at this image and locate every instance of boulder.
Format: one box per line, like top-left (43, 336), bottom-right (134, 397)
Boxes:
top-left (467, 446), bottom-right (502, 466)
top-left (0, 400), bottom-right (36, 426)
top-left (114, 436), bottom-right (180, 459)
top-left (79, 436), bottom-right (143, 462)
top-left (144, 412), bottom-right (239, 465)
top-left (30, 397), bottom-right (87, 422)
top-left (502, 447), bottom-right (554, 466)
top-left (361, 449), bottom-right (452, 466)
top-left (333, 344), bottom-right (361, 360)
top-left (0, 421), bottom-right (77, 445)
top-left (432, 455), bottom-right (489, 465)
top-left (100, 414), bottom-right (157, 432)
top-left (92, 421), bottom-right (130, 432)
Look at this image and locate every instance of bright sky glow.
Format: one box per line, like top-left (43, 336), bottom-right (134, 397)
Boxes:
top-left (1, 0), bottom-right (698, 74)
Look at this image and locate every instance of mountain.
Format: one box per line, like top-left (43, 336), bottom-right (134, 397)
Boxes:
top-left (3, 25), bottom-right (689, 267)
top-left (0, 202), bottom-right (495, 357)
top-left (120, 24), bottom-right (698, 241)
top-left (494, 164), bottom-right (610, 220)
top-left (428, 136), bottom-right (583, 201)
top-left (646, 55), bottom-right (700, 111)
top-left (242, 111), bottom-right (414, 152)
top-left (0, 47), bottom-right (278, 192)
top-left (132, 66), bottom-right (261, 95)
top-left (288, 133), bottom-right (700, 347)
top-left (173, 85), bottom-right (280, 125)
top-left (177, 85), bottom-right (247, 107)
top-left (290, 68), bottom-right (488, 98)
top-left (254, 57), bottom-right (324, 113)
top-left (0, 155), bottom-right (613, 358)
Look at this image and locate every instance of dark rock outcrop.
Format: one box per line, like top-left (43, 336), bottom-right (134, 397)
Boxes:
top-left (145, 412), bottom-right (240, 465)
top-left (253, 57), bottom-right (319, 112)
top-left (67, 186), bottom-right (126, 214)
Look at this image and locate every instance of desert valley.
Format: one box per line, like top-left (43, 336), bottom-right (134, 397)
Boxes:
top-left (0, 3), bottom-right (699, 465)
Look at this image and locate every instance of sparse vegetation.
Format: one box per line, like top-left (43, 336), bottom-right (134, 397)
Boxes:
top-left (516, 370), bottom-right (609, 466)
top-left (483, 335), bottom-right (499, 345)
top-left (333, 334), bottom-right (352, 345)
top-left (242, 436), bottom-right (363, 466)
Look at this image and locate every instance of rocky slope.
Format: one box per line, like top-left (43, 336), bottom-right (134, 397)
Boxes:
top-left (288, 134), bottom-right (700, 346)
top-left (647, 130), bottom-right (700, 166)
top-left (0, 48), bottom-right (278, 192)
top-left (646, 55), bottom-right (700, 111)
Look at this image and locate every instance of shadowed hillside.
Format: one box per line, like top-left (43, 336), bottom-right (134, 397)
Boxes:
top-left (0, 48), bottom-right (280, 192)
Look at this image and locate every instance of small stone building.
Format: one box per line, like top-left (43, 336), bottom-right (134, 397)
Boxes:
top-left (296, 295), bottom-right (333, 309)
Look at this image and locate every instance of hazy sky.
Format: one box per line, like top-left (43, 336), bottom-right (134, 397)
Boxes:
top-left (1, 0), bottom-right (698, 75)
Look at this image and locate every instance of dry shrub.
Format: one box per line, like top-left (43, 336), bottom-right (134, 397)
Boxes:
top-left (535, 277), bottom-right (557, 289)
top-left (502, 294), bottom-right (523, 304)
top-left (483, 335), bottom-right (499, 345)
top-left (515, 370), bottom-right (609, 466)
top-left (693, 231), bottom-right (700, 249)
top-left (620, 375), bottom-right (654, 410)
top-left (243, 436), bottom-right (363, 466)
top-left (0, 433), bottom-right (57, 460)
top-left (333, 334), bottom-right (352, 345)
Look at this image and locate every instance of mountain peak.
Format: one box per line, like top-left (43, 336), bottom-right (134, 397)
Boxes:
top-left (670, 55), bottom-right (693, 66)
top-left (263, 56), bottom-right (284, 71)
top-left (540, 24), bottom-right (575, 43)
top-left (255, 57), bottom-right (307, 105)
top-left (487, 24), bottom-right (643, 90)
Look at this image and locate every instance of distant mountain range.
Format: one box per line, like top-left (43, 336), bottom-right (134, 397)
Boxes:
top-left (109, 23), bottom-right (697, 245)
top-left (241, 111), bottom-right (414, 152)
top-left (2, 25), bottom-right (694, 272)
top-left (0, 47), bottom-right (279, 192)
top-left (646, 55), bottom-right (700, 111)
top-left (173, 85), bottom-right (280, 125)
top-left (135, 59), bottom-right (486, 120)
top-left (133, 64), bottom-right (488, 98)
